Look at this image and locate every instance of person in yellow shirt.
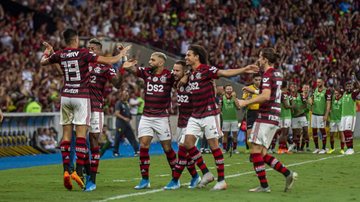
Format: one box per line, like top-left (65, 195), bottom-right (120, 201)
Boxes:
top-left (242, 74), bottom-right (261, 153)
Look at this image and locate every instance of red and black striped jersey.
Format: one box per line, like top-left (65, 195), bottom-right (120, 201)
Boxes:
top-left (256, 67), bottom-right (283, 125)
top-left (188, 64), bottom-right (220, 118)
top-left (89, 62), bottom-right (117, 112)
top-left (177, 83), bottom-right (192, 128)
top-left (137, 67), bottom-right (175, 117)
top-left (48, 48), bottom-right (98, 98)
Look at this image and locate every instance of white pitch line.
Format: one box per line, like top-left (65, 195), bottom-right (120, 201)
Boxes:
top-left (97, 152), bottom-right (357, 202)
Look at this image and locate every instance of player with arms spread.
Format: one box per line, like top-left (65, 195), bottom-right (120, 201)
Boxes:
top-left (238, 48), bottom-right (298, 193)
top-left (40, 29), bottom-right (130, 190)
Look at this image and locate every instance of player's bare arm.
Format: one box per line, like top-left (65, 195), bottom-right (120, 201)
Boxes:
top-left (217, 64), bottom-right (259, 77)
top-left (97, 45), bottom-right (131, 65)
top-left (238, 88), bottom-right (271, 108)
top-left (40, 41), bottom-right (54, 66)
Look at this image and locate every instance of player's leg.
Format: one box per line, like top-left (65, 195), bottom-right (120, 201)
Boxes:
top-left (134, 116), bottom-right (153, 189)
top-left (221, 121), bottom-right (230, 152)
top-left (123, 122), bottom-right (139, 156)
top-left (311, 116), bottom-right (320, 152)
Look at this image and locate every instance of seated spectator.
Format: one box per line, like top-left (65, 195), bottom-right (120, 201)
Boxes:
top-left (38, 128), bottom-right (58, 153)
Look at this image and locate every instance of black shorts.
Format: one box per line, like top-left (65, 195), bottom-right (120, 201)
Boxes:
top-left (246, 110), bottom-right (258, 130)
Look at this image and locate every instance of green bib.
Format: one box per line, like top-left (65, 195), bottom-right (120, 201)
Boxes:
top-left (312, 88), bottom-right (327, 115)
top-left (330, 96), bottom-right (342, 122)
top-left (281, 93), bottom-right (292, 119)
top-left (222, 95), bottom-right (238, 121)
top-left (341, 93), bottom-right (356, 117)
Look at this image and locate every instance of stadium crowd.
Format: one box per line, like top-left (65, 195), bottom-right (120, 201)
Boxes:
top-left (0, 0), bottom-right (359, 114)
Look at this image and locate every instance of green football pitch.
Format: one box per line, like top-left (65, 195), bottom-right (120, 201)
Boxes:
top-left (1, 143), bottom-right (360, 202)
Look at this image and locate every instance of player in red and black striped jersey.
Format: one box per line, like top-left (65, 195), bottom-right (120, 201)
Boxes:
top-left (40, 28), bottom-right (130, 191)
top-left (165, 44), bottom-right (258, 191)
top-left (84, 38), bottom-right (124, 191)
top-left (123, 52), bottom-right (179, 190)
top-left (238, 48), bottom-right (297, 193)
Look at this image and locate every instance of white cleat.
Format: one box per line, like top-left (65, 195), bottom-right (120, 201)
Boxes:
top-left (284, 171), bottom-right (298, 192)
top-left (198, 172), bottom-right (214, 188)
top-left (345, 148), bottom-right (354, 155)
top-left (249, 186), bottom-right (271, 193)
top-left (318, 149), bottom-right (326, 154)
top-left (211, 180), bottom-right (227, 190)
top-left (312, 149), bottom-right (320, 154)
top-left (287, 144), bottom-right (296, 152)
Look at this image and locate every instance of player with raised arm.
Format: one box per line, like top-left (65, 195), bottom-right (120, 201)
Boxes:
top-left (309, 78), bottom-right (332, 154)
top-left (238, 48), bottom-right (297, 193)
top-left (164, 44), bottom-right (258, 190)
top-left (40, 29), bottom-right (130, 190)
top-left (122, 52), bottom-right (180, 190)
top-left (84, 38), bottom-right (126, 191)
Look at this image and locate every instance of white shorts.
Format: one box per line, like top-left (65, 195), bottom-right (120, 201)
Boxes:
top-left (89, 111), bottom-right (104, 133)
top-left (249, 122), bottom-right (279, 148)
top-left (329, 121), bottom-right (340, 133)
top-left (291, 116), bottom-right (308, 129)
top-left (186, 114), bottom-right (223, 140)
top-left (138, 116), bottom-right (172, 141)
top-left (222, 120), bottom-right (238, 132)
top-left (279, 118), bottom-right (291, 128)
top-left (177, 127), bottom-right (201, 145)
top-left (60, 97), bottom-right (91, 125)
top-left (339, 116), bottom-right (356, 132)
top-left (311, 115), bottom-right (326, 128)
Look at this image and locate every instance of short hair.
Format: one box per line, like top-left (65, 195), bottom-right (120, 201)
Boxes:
top-left (261, 48), bottom-right (280, 64)
top-left (88, 38), bottom-right (102, 49)
top-left (152, 52), bottom-right (167, 62)
top-left (188, 44), bottom-right (208, 64)
top-left (63, 28), bottom-right (78, 45)
top-left (253, 73), bottom-right (262, 78)
top-left (175, 60), bottom-right (186, 67)
top-left (224, 84), bottom-right (233, 89)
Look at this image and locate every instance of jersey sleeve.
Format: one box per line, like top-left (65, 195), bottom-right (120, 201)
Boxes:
top-left (136, 66), bottom-right (146, 79)
top-left (82, 49), bottom-right (98, 63)
top-left (206, 66), bottom-right (219, 79)
top-left (48, 51), bottom-right (61, 64)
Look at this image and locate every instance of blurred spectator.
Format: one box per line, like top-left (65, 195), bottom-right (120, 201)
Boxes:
top-left (99, 124), bottom-right (115, 157)
top-left (1, 0), bottom-right (359, 114)
top-left (38, 127), bottom-right (58, 153)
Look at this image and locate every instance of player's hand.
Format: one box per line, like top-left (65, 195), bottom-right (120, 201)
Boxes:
top-left (177, 75), bottom-right (189, 89)
top-left (42, 41), bottom-right (54, 54)
top-left (118, 45), bottom-right (131, 57)
top-left (243, 64), bottom-right (259, 74)
top-left (242, 86), bottom-right (253, 93)
top-left (237, 99), bottom-right (248, 108)
top-left (231, 92), bottom-right (237, 98)
top-left (122, 59), bottom-right (137, 69)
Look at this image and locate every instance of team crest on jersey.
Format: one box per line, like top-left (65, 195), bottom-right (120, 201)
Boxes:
top-left (263, 78), bottom-right (269, 82)
top-left (153, 77), bottom-right (158, 82)
top-left (196, 72), bottom-right (202, 79)
top-left (190, 74), bottom-right (194, 80)
top-left (185, 86), bottom-right (191, 92)
top-left (89, 65), bottom-right (93, 72)
top-left (179, 86), bottom-right (184, 92)
top-left (94, 67), bottom-right (101, 74)
top-left (160, 75), bottom-right (167, 83)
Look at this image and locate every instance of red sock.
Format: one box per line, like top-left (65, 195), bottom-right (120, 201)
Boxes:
top-left (233, 141), bottom-right (237, 150)
top-left (251, 153), bottom-right (268, 188)
top-left (173, 145), bottom-right (187, 180)
top-left (186, 153), bottom-right (198, 178)
top-left (60, 140), bottom-right (71, 172)
top-left (212, 148), bottom-right (225, 182)
top-left (139, 147), bottom-right (150, 179)
top-left (222, 142), bottom-right (227, 151)
top-left (263, 154), bottom-right (290, 177)
top-left (75, 137), bottom-right (88, 176)
top-left (165, 148), bottom-right (177, 174)
top-left (344, 130), bottom-right (353, 149)
top-left (90, 146), bottom-right (100, 183)
top-left (312, 128), bottom-right (319, 149)
top-left (320, 128), bottom-right (327, 149)
top-left (341, 141), bottom-right (345, 149)
top-left (188, 146), bottom-right (209, 175)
